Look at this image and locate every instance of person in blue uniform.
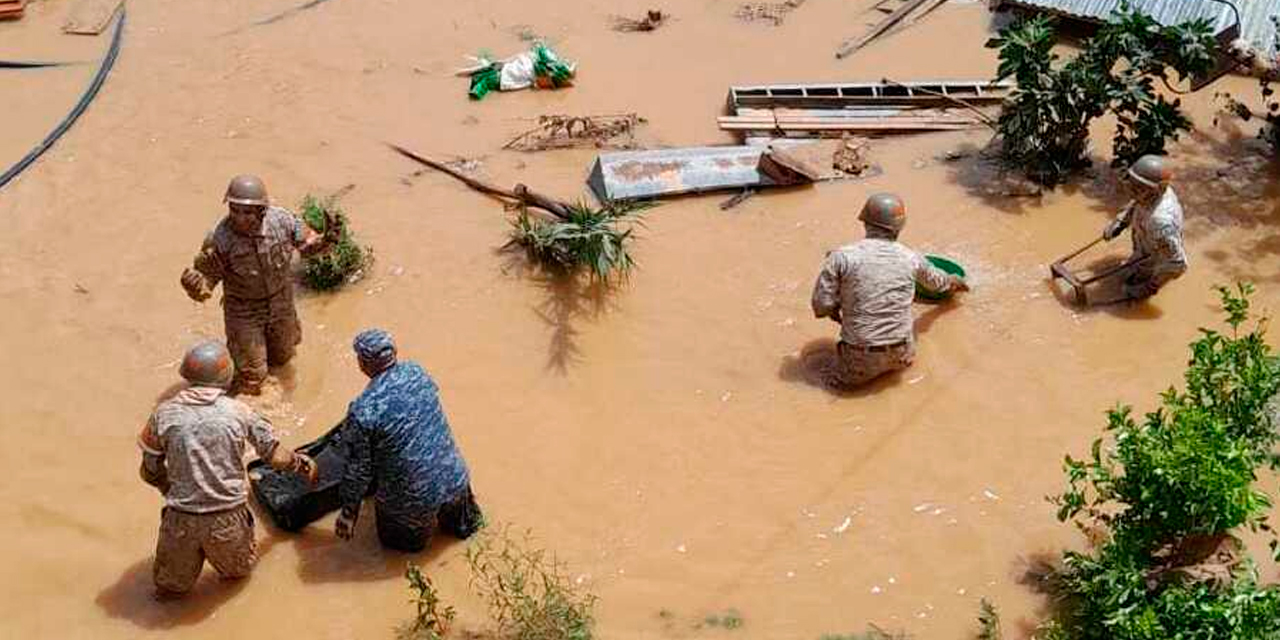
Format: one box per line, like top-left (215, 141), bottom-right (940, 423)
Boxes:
top-left (334, 329), bottom-right (482, 551)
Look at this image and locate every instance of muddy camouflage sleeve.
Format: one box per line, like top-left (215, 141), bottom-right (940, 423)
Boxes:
top-left (339, 414), bottom-right (374, 511)
top-left (191, 232), bottom-right (225, 289)
top-left (241, 406), bottom-right (280, 461)
top-left (1148, 220), bottom-right (1188, 276)
top-left (912, 253), bottom-right (952, 294)
top-left (811, 252), bottom-right (844, 318)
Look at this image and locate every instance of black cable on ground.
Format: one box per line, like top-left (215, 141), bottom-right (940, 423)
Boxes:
top-left (0, 60), bottom-right (84, 69)
top-left (0, 6), bottom-right (125, 191)
top-left (220, 0), bottom-right (335, 36)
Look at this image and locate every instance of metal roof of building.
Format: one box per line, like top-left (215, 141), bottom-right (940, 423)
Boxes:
top-left (998, 0), bottom-right (1280, 53)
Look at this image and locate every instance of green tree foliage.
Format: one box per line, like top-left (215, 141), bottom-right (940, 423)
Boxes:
top-left (987, 5), bottom-right (1216, 186)
top-left (1042, 285), bottom-right (1280, 639)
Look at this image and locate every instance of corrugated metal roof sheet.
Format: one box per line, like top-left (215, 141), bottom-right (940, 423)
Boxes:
top-left (1000, 0), bottom-right (1280, 53)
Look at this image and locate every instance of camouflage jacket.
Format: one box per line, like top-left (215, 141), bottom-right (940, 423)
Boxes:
top-left (191, 206), bottom-right (305, 300)
top-left (811, 238), bottom-right (951, 346)
top-left (338, 362), bottom-right (471, 521)
top-left (139, 386), bottom-right (279, 513)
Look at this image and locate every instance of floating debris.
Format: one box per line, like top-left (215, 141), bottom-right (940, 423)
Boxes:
top-left (735, 0), bottom-right (805, 25)
top-left (611, 9), bottom-right (667, 32)
top-left (504, 113), bottom-right (644, 152)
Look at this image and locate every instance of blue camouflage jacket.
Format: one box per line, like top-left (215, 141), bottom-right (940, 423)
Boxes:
top-left (338, 362), bottom-right (470, 519)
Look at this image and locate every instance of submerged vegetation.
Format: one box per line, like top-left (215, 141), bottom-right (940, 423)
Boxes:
top-left (1038, 284), bottom-right (1280, 639)
top-left (399, 564), bottom-right (455, 640)
top-left (987, 5), bottom-right (1216, 186)
top-left (465, 525), bottom-right (598, 640)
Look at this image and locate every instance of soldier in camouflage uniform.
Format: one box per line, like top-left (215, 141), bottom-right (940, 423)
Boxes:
top-left (179, 175), bottom-right (336, 395)
top-left (811, 193), bottom-right (969, 389)
top-left (138, 340), bottom-right (317, 599)
top-left (334, 329), bottom-right (482, 552)
top-left (1102, 155), bottom-right (1188, 300)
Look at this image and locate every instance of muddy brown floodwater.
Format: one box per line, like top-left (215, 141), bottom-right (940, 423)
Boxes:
top-left (3, 0), bottom-right (1280, 638)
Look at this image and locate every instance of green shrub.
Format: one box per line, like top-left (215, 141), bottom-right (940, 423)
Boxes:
top-left (299, 194), bottom-right (372, 290)
top-left (986, 5), bottom-right (1215, 185)
top-left (465, 525), bottom-right (597, 640)
top-left (1042, 285), bottom-right (1280, 640)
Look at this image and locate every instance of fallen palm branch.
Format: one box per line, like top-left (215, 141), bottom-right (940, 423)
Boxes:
top-left (504, 113), bottom-right (644, 151)
top-left (388, 143), bottom-right (650, 280)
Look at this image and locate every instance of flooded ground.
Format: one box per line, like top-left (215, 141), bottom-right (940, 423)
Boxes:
top-left (3, 0), bottom-right (1280, 638)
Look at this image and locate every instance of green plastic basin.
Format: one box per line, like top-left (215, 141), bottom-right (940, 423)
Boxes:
top-left (916, 254), bottom-right (966, 301)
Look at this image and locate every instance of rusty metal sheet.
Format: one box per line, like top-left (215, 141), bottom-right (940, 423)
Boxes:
top-left (587, 146), bottom-right (787, 202)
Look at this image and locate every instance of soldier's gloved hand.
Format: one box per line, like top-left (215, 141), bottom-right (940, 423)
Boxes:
top-left (321, 210), bottom-right (343, 246)
top-left (291, 452), bottom-right (320, 486)
top-left (1103, 218), bottom-right (1126, 242)
top-left (335, 505), bottom-right (358, 541)
top-left (180, 268), bottom-right (211, 302)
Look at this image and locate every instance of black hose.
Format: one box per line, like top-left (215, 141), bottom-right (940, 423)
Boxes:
top-left (220, 0), bottom-right (335, 36)
top-left (0, 60), bottom-right (84, 69)
top-left (0, 6), bottom-right (125, 191)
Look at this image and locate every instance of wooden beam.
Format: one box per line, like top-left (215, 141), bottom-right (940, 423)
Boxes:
top-left (835, 0), bottom-right (931, 59)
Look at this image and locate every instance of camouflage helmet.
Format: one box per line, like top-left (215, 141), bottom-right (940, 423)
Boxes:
top-left (1127, 155), bottom-right (1173, 190)
top-left (223, 174), bottom-right (269, 206)
top-left (179, 340), bottom-right (234, 388)
top-left (858, 192), bottom-right (907, 233)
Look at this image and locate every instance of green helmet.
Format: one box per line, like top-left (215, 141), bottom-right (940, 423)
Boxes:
top-left (858, 192), bottom-right (906, 233)
top-left (223, 174), bottom-right (269, 206)
top-left (1127, 155), bottom-right (1173, 189)
top-left (179, 340), bottom-right (234, 388)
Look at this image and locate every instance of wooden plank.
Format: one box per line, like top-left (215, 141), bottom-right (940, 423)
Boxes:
top-left (835, 0), bottom-right (931, 59)
top-left (63, 0), bottom-right (124, 35)
top-left (719, 120), bottom-right (976, 132)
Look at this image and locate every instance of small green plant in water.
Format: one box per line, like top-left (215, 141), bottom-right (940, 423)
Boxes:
top-left (465, 524), bottom-right (597, 640)
top-left (399, 564), bottom-right (455, 640)
top-left (702, 608), bottom-right (744, 630)
top-left (507, 200), bottom-right (650, 281)
top-left (977, 599), bottom-right (1001, 640)
top-left (299, 194), bottom-right (372, 291)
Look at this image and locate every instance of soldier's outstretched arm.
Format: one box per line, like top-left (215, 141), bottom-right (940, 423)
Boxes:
top-left (244, 409), bottom-right (318, 484)
top-left (181, 233), bottom-right (223, 302)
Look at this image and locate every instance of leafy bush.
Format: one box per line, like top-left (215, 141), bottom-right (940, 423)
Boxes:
top-left (987, 5), bottom-right (1216, 185)
top-left (299, 194), bottom-right (372, 290)
top-left (1042, 285), bottom-right (1280, 640)
top-left (465, 525), bottom-right (597, 640)
top-left (507, 200), bottom-right (648, 281)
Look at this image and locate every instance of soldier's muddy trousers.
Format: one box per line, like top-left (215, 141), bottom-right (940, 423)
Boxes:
top-left (224, 291), bottom-right (301, 394)
top-left (832, 340), bottom-right (916, 389)
top-left (153, 505), bottom-right (257, 597)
